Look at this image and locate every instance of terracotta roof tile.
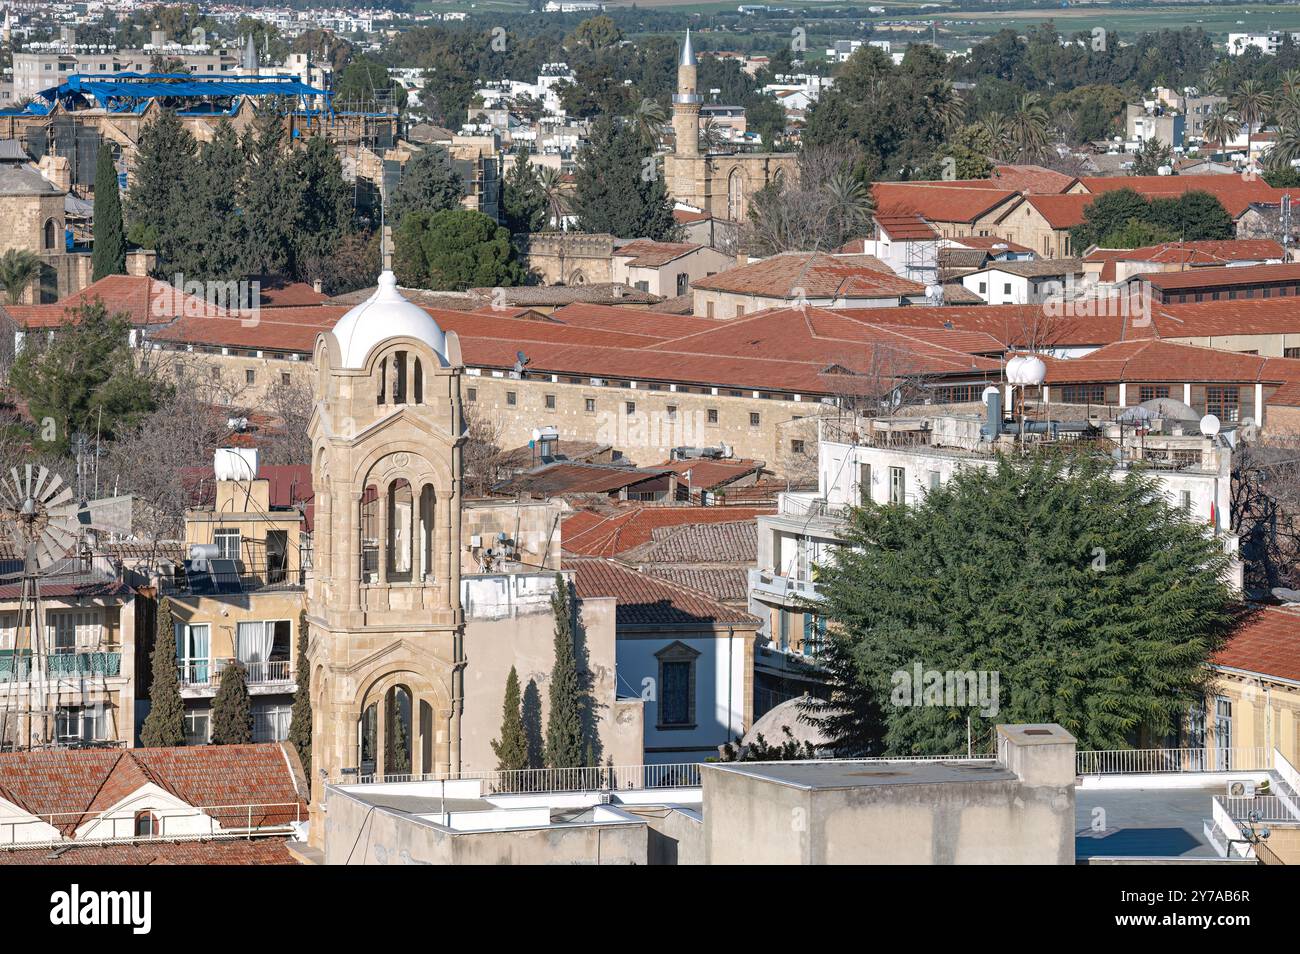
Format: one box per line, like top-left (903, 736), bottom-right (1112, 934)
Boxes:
top-left (570, 556), bottom-right (758, 626)
top-left (1024, 193), bottom-right (1095, 229)
top-left (615, 239), bottom-right (702, 267)
top-left (0, 837), bottom-right (300, 865)
top-left (1129, 262), bottom-right (1300, 291)
top-left (991, 164), bottom-right (1077, 194)
top-left (3, 275), bottom-right (218, 329)
top-left (1214, 605), bottom-right (1300, 683)
top-left (691, 253), bottom-right (922, 298)
top-left (562, 505), bottom-right (773, 556)
top-left (1080, 174), bottom-right (1288, 218)
top-left (873, 183), bottom-right (1020, 223)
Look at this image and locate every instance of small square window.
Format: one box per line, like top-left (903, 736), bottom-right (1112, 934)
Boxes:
top-left (707, 408), bottom-right (718, 424)
top-left (506, 391), bottom-right (517, 406)
top-left (666, 405), bottom-right (677, 420)
top-left (245, 369), bottom-right (255, 384)
top-left (749, 412), bottom-right (760, 427)
top-left (467, 387), bottom-right (477, 402)
top-left (626, 401), bottom-right (636, 415)
top-left (545, 393), bottom-right (556, 409)
top-left (585, 398), bottom-right (596, 413)
top-left (791, 439), bottom-right (805, 454)
top-left (280, 371), bottom-right (291, 386)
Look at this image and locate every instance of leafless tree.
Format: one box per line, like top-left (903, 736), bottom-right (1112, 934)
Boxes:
top-left (259, 377), bottom-right (313, 467)
top-left (462, 404), bottom-right (506, 498)
top-left (742, 145), bottom-right (873, 256)
top-left (1233, 436), bottom-right (1300, 595)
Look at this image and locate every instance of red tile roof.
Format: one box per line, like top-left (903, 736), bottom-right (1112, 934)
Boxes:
top-left (1024, 193), bottom-right (1095, 229)
top-left (1042, 338), bottom-right (1300, 385)
top-left (3, 275), bottom-right (219, 329)
top-left (1214, 605), bottom-right (1300, 683)
top-left (0, 837), bottom-right (300, 865)
top-left (991, 164), bottom-right (1078, 194)
top-left (569, 556), bottom-right (758, 627)
top-left (615, 239), bottom-right (702, 267)
top-left (0, 744), bottom-right (306, 835)
top-left (652, 457), bottom-right (764, 491)
top-left (951, 235), bottom-right (1034, 254)
top-left (691, 253), bottom-right (922, 298)
top-left (1080, 174), bottom-right (1288, 218)
top-left (258, 281), bottom-right (328, 307)
top-left (562, 505), bottom-right (774, 556)
top-left (873, 182), bottom-right (1021, 223)
top-left (1127, 262), bottom-right (1300, 291)
top-left (874, 213), bottom-right (941, 241)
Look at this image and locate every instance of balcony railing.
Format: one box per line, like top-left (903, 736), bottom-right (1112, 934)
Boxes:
top-left (178, 658), bottom-right (293, 688)
top-left (749, 567), bottom-right (822, 603)
top-left (341, 762), bottom-right (705, 793)
top-left (1220, 795), bottom-right (1300, 825)
top-left (0, 801), bottom-right (303, 848)
top-left (1075, 747), bottom-right (1273, 775)
top-left (0, 653), bottom-right (122, 682)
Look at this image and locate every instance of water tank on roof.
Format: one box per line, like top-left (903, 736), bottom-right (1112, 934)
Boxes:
top-left (214, 447), bottom-right (258, 481)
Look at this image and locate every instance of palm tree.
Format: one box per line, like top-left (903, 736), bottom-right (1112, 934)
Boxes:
top-left (1201, 61), bottom-right (1234, 98)
top-left (0, 249), bottom-right (41, 305)
top-left (632, 97), bottom-right (667, 149)
top-left (1283, 69), bottom-right (1300, 95)
top-left (536, 167), bottom-right (567, 231)
top-left (1009, 94), bottom-right (1050, 162)
top-left (823, 170), bottom-right (874, 248)
top-left (1202, 102), bottom-right (1240, 150)
top-left (1274, 87), bottom-right (1300, 132)
top-left (975, 113), bottom-right (1014, 163)
top-left (1271, 124), bottom-right (1300, 170)
top-left (1232, 79), bottom-right (1273, 134)
top-left (699, 117), bottom-right (726, 154)
top-left (928, 80), bottom-right (965, 134)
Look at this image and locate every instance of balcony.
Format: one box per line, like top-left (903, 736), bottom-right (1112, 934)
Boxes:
top-left (0, 652), bottom-right (122, 682)
top-left (178, 658), bottom-right (294, 692)
top-left (749, 567), bottom-right (822, 605)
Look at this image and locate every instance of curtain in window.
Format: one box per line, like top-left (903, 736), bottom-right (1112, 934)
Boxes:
top-left (236, 621), bottom-right (273, 664)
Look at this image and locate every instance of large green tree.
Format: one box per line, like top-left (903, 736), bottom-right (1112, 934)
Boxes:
top-left (491, 665), bottom-right (529, 772)
top-left (389, 145), bottom-right (463, 224)
top-left (394, 208), bottom-right (526, 290)
top-left (240, 110), bottom-right (304, 277)
top-left (571, 116), bottom-right (679, 241)
top-left (292, 135), bottom-right (353, 276)
top-left (173, 118), bottom-right (247, 282)
top-left (545, 573), bottom-right (586, 769)
top-left (9, 302), bottom-right (163, 453)
top-left (125, 109), bottom-right (197, 270)
top-left (91, 142), bottom-right (125, 280)
top-left (501, 148), bottom-right (547, 235)
top-left (807, 455), bottom-right (1237, 756)
top-left (211, 661), bottom-right (254, 745)
top-left (140, 598), bottom-right (185, 747)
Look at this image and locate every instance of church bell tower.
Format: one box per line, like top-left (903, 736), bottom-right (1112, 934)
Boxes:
top-left (306, 271), bottom-right (466, 840)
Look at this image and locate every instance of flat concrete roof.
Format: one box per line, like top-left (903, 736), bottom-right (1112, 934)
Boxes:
top-left (1076, 787), bottom-right (1221, 860)
top-left (703, 759), bottom-right (1015, 790)
top-left (351, 792), bottom-right (494, 814)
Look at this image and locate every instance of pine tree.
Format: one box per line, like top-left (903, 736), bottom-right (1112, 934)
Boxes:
top-left (545, 573), bottom-right (586, 769)
top-left (386, 691), bottom-right (410, 774)
top-left (140, 598), bottom-right (185, 747)
top-left (240, 110), bottom-right (304, 277)
top-left (571, 116), bottom-right (681, 241)
top-left (124, 109), bottom-right (197, 273)
top-left (91, 141), bottom-right (125, 281)
top-left (287, 609), bottom-right (312, 775)
top-left (389, 145), bottom-right (463, 223)
top-left (491, 666), bottom-right (529, 772)
top-left (174, 118), bottom-right (247, 282)
top-left (292, 134), bottom-right (353, 278)
top-left (211, 661), bottom-right (254, 745)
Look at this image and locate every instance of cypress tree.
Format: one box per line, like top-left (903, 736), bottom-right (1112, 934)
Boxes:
top-left (175, 118), bottom-right (247, 282)
top-left (545, 573), bottom-right (586, 769)
top-left (211, 661), bottom-right (254, 745)
top-left (240, 110), bottom-right (304, 277)
top-left (292, 134), bottom-right (353, 277)
top-left (501, 148), bottom-right (546, 235)
top-left (91, 141), bottom-right (125, 280)
top-left (491, 666), bottom-right (529, 772)
top-left (140, 598), bottom-right (185, 747)
top-left (288, 609), bottom-right (312, 775)
top-left (124, 109), bottom-right (197, 273)
top-left (571, 116), bottom-right (680, 241)
top-left (389, 145), bottom-right (462, 223)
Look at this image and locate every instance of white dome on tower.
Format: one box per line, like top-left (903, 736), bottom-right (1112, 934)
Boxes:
top-left (331, 270), bottom-right (448, 369)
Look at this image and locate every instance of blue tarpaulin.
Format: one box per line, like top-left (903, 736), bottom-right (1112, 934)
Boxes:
top-left (34, 73), bottom-right (333, 116)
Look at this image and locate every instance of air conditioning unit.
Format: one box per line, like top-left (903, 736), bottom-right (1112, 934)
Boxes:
top-left (1227, 780), bottom-right (1256, 798)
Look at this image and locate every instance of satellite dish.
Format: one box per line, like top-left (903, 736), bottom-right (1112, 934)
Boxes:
top-left (513, 350), bottom-right (529, 375)
top-left (0, 466), bottom-right (80, 574)
top-left (1200, 414), bottom-right (1221, 437)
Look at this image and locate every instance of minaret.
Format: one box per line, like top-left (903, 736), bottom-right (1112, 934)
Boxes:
top-left (672, 30), bottom-right (700, 157)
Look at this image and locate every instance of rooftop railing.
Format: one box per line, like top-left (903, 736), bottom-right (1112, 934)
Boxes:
top-left (1075, 746), bottom-right (1273, 775)
top-left (1220, 795), bottom-right (1300, 825)
top-left (0, 801), bottom-right (303, 849)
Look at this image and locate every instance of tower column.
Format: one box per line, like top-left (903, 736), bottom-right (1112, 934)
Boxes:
top-left (672, 29), bottom-right (701, 158)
